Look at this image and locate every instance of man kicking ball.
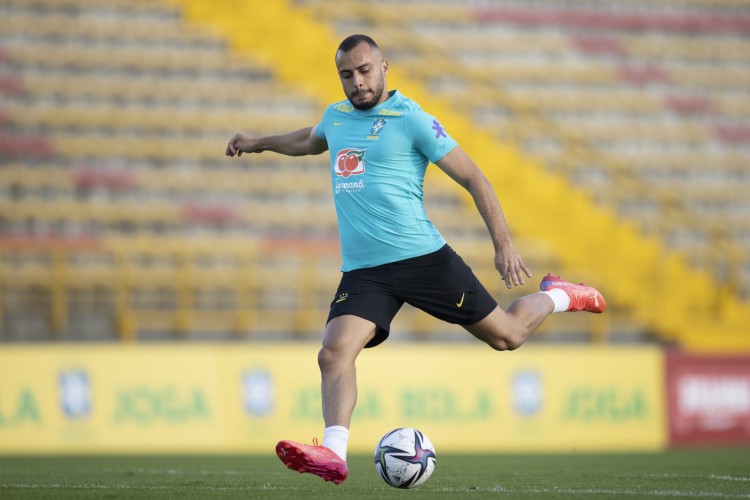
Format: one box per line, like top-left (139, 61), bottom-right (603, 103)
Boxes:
top-left (226, 34), bottom-right (606, 485)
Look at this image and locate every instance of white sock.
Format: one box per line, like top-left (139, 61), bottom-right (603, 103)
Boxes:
top-left (541, 289), bottom-right (570, 313)
top-left (322, 425), bottom-right (349, 461)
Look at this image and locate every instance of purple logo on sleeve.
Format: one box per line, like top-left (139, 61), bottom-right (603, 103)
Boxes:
top-left (432, 120), bottom-right (446, 139)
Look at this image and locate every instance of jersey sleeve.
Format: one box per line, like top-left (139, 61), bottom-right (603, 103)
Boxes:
top-left (406, 110), bottom-right (458, 164)
top-left (314, 107), bottom-right (329, 140)
top-left (314, 121), bottom-right (325, 140)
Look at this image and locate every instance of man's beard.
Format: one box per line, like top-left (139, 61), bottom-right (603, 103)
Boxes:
top-left (349, 82), bottom-right (385, 110)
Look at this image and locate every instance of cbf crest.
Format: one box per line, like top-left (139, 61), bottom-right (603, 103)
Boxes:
top-left (242, 369), bottom-right (274, 417)
top-left (59, 370), bottom-right (91, 419)
top-left (511, 369), bottom-right (544, 417)
top-left (370, 118), bottom-right (386, 135)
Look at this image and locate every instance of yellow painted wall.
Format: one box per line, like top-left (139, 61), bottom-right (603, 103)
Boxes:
top-left (0, 344), bottom-right (665, 454)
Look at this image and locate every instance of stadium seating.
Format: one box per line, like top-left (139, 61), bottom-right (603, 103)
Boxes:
top-left (1, 0), bottom-right (749, 349)
top-left (197, 0), bottom-right (750, 349)
top-left (0, 0), bottom-right (510, 342)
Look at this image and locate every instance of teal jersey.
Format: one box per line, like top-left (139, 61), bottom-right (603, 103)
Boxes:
top-left (316, 90), bottom-right (458, 271)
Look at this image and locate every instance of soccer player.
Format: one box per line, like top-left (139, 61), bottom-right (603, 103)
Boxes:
top-left (225, 34), bottom-right (605, 485)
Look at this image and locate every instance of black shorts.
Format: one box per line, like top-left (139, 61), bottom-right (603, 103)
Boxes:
top-left (327, 244), bottom-right (498, 348)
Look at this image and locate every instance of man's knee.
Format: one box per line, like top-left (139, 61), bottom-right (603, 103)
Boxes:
top-left (485, 333), bottom-right (523, 352)
top-left (466, 310), bottom-right (526, 351)
top-left (318, 345), bottom-right (338, 371)
top-left (318, 341), bottom-right (359, 372)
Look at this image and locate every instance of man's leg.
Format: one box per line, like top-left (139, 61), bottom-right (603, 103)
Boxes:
top-left (465, 274), bottom-right (606, 351)
top-left (319, 314), bottom-right (378, 428)
top-left (464, 293), bottom-right (554, 351)
top-left (276, 314), bottom-right (376, 485)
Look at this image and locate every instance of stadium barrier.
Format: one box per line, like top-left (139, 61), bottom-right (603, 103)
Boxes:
top-left (0, 344), bottom-right (669, 454)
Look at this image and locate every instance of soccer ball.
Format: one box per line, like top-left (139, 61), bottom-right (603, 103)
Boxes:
top-left (374, 427), bottom-right (436, 489)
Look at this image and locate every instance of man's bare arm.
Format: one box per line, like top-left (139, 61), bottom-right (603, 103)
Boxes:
top-left (226, 126), bottom-right (328, 157)
top-left (436, 146), bottom-right (531, 289)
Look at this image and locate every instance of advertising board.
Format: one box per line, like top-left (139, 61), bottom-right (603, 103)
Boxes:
top-left (666, 352), bottom-right (750, 446)
top-left (0, 344), bottom-right (665, 454)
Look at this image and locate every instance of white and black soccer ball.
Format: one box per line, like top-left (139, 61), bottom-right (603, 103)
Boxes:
top-left (374, 427), bottom-right (436, 489)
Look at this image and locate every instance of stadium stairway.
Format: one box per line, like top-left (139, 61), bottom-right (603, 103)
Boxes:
top-left (171, 0), bottom-right (750, 352)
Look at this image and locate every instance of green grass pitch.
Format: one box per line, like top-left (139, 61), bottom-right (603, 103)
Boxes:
top-left (1, 450), bottom-right (749, 499)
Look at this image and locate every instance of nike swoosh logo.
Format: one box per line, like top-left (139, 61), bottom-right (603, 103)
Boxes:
top-left (333, 121), bottom-right (345, 126)
top-left (456, 292), bottom-right (465, 308)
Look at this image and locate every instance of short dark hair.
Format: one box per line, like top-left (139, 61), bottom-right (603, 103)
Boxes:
top-left (337, 34), bottom-right (379, 54)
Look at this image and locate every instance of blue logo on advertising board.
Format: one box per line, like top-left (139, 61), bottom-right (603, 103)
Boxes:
top-left (59, 370), bottom-right (91, 419)
top-left (242, 369), bottom-right (274, 417)
top-left (511, 369), bottom-right (543, 417)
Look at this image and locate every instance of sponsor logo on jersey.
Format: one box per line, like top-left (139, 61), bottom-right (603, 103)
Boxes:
top-left (334, 103), bottom-right (354, 113)
top-left (378, 109), bottom-right (403, 116)
top-left (335, 148), bottom-right (365, 178)
top-left (335, 179), bottom-right (365, 194)
top-left (432, 119), bottom-right (447, 139)
top-left (432, 120), bottom-right (448, 139)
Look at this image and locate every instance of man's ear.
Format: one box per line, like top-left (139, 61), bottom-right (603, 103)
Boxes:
top-left (382, 59), bottom-right (389, 76)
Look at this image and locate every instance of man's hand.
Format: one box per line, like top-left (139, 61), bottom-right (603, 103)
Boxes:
top-left (225, 132), bottom-right (261, 157)
top-left (495, 245), bottom-right (532, 289)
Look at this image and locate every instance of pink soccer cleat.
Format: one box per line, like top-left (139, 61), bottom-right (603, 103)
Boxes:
top-left (276, 439), bottom-right (348, 485)
top-left (540, 274), bottom-right (607, 313)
